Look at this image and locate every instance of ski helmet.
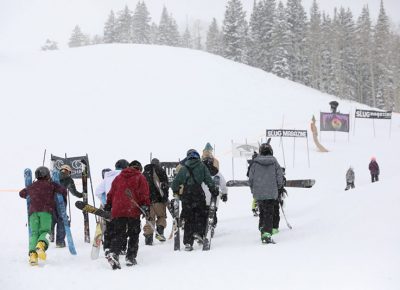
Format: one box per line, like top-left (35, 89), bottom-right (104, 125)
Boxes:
top-left (115, 159), bottom-right (129, 170)
top-left (129, 160), bottom-right (142, 172)
top-left (101, 168), bottom-right (111, 179)
top-left (151, 158), bottom-right (160, 166)
top-left (35, 166), bottom-right (50, 180)
top-left (186, 149), bottom-right (200, 160)
top-left (259, 143), bottom-right (273, 156)
top-left (60, 164), bottom-right (72, 174)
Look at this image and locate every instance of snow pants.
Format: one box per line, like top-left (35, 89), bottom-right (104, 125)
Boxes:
top-left (258, 199), bottom-right (279, 234)
top-left (29, 212), bottom-right (52, 253)
top-left (143, 202), bottom-right (167, 236)
top-left (182, 199), bottom-right (206, 246)
top-left (110, 217), bottom-right (140, 259)
top-left (371, 174), bottom-right (379, 183)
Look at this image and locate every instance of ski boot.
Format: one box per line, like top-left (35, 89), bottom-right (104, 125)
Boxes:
top-left (261, 232), bottom-right (275, 244)
top-left (125, 255), bottom-right (137, 267)
top-left (29, 252), bottom-right (38, 266)
top-left (56, 241), bottom-right (66, 248)
top-left (145, 235), bottom-right (153, 246)
top-left (107, 253), bottom-right (121, 270)
top-left (36, 241), bottom-right (47, 260)
top-left (184, 244), bottom-right (193, 251)
top-left (155, 225), bottom-right (166, 242)
top-left (193, 233), bottom-right (204, 245)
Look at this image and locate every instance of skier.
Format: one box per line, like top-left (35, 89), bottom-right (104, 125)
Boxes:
top-left (95, 159), bottom-right (129, 258)
top-left (201, 158), bottom-right (228, 239)
top-left (171, 149), bottom-right (218, 251)
top-left (51, 164), bottom-right (83, 247)
top-left (345, 166), bottom-right (355, 190)
top-left (19, 166), bottom-right (67, 265)
top-left (142, 158), bottom-right (170, 245)
top-left (248, 143), bottom-right (284, 244)
top-left (368, 157), bottom-right (380, 183)
top-left (202, 142), bottom-right (219, 174)
top-left (105, 160), bottom-right (150, 269)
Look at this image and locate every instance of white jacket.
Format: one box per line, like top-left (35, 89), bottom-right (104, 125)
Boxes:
top-left (202, 172), bottom-right (228, 207)
top-left (95, 170), bottom-right (121, 205)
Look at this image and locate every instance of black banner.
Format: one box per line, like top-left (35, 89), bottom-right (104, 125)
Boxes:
top-left (51, 154), bottom-right (90, 179)
top-left (160, 162), bottom-right (180, 184)
top-left (320, 112), bottom-right (350, 132)
top-left (266, 129), bottom-right (308, 138)
top-left (355, 109), bottom-right (392, 119)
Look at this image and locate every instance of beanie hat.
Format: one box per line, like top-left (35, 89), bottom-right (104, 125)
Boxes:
top-left (203, 143), bottom-right (213, 152)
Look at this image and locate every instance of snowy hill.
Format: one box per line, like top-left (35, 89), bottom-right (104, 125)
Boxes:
top-left (0, 44), bottom-right (399, 290)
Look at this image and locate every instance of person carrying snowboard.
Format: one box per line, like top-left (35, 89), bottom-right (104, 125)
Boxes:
top-left (105, 160), bottom-right (150, 269)
top-left (95, 159), bottom-right (129, 258)
top-left (142, 158), bottom-right (170, 245)
top-left (368, 157), bottom-right (380, 183)
top-left (19, 166), bottom-right (67, 265)
top-left (171, 149), bottom-right (218, 251)
top-left (50, 164), bottom-right (83, 247)
top-left (345, 166), bottom-right (355, 190)
top-left (248, 143), bottom-right (284, 244)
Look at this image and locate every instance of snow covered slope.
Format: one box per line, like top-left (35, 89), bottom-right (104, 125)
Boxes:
top-left (0, 44), bottom-right (399, 290)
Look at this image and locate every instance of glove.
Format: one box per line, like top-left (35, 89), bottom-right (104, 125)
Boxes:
top-left (140, 205), bottom-right (150, 219)
top-left (221, 193), bottom-right (228, 202)
top-left (104, 203), bottom-right (111, 212)
top-left (210, 186), bottom-right (219, 198)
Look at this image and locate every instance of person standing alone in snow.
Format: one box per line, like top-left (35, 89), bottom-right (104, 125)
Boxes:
top-left (248, 143), bottom-right (284, 244)
top-left (345, 167), bottom-right (355, 190)
top-left (369, 157), bottom-right (380, 183)
top-left (19, 166), bottom-right (67, 265)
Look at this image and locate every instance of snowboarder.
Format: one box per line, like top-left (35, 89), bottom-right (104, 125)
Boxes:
top-left (369, 157), bottom-right (380, 183)
top-left (171, 149), bottom-right (218, 251)
top-left (95, 159), bottom-right (129, 257)
top-left (51, 164), bottom-right (83, 247)
top-left (19, 166), bottom-right (67, 265)
top-left (105, 160), bottom-right (150, 269)
top-left (248, 143), bottom-right (284, 244)
top-left (345, 166), bottom-right (355, 190)
top-left (142, 158), bottom-right (170, 245)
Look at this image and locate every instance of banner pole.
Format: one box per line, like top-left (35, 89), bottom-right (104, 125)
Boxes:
top-left (292, 136), bottom-right (296, 168)
top-left (231, 140), bottom-right (235, 181)
top-left (353, 110), bottom-right (356, 136)
top-left (281, 137), bottom-right (286, 168)
top-left (42, 149), bottom-right (47, 166)
top-left (306, 135), bottom-right (310, 168)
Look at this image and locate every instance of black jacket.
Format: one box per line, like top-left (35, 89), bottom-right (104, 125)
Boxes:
top-left (143, 164), bottom-right (169, 203)
top-left (60, 173), bottom-right (83, 198)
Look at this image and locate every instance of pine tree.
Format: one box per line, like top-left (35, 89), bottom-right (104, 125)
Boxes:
top-left (41, 39), bottom-right (58, 51)
top-left (206, 18), bottom-right (223, 55)
top-left (320, 13), bottom-right (336, 95)
top-left (306, 0), bottom-right (322, 89)
top-left (192, 20), bottom-right (203, 50)
top-left (149, 23), bottom-right (158, 44)
top-left (181, 26), bottom-right (193, 48)
top-left (286, 0), bottom-right (308, 84)
top-left (222, 0), bottom-right (248, 63)
top-left (157, 6), bottom-right (180, 46)
top-left (132, 1), bottom-right (151, 44)
top-left (104, 10), bottom-right (116, 43)
top-left (373, 0), bottom-right (393, 109)
top-left (271, 1), bottom-right (291, 78)
top-left (68, 25), bottom-right (86, 48)
top-left (115, 5), bottom-right (133, 43)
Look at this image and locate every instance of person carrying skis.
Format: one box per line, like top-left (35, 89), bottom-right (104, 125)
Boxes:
top-left (345, 166), bottom-right (355, 190)
top-left (95, 159), bottom-right (129, 258)
top-left (19, 166), bottom-right (67, 265)
top-left (202, 142), bottom-right (219, 174)
top-left (368, 157), bottom-right (380, 183)
top-left (142, 158), bottom-right (170, 245)
top-left (171, 149), bottom-right (218, 251)
top-left (248, 143), bottom-right (284, 244)
top-left (201, 157), bottom-right (228, 239)
top-left (50, 164), bottom-right (83, 247)
top-left (105, 160), bottom-right (150, 269)
top-left (247, 151), bottom-right (259, 217)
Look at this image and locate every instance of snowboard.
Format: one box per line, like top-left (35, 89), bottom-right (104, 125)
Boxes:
top-left (75, 201), bottom-right (112, 221)
top-left (52, 169), bottom-right (77, 255)
top-left (81, 159), bottom-right (90, 243)
top-left (203, 176), bottom-right (219, 251)
top-left (24, 168), bottom-right (32, 238)
top-left (168, 198), bottom-right (180, 251)
top-left (91, 217), bottom-right (105, 260)
top-left (226, 179), bottom-right (315, 188)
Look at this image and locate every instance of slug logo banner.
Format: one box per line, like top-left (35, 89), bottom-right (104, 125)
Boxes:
top-left (320, 112), bottom-right (350, 132)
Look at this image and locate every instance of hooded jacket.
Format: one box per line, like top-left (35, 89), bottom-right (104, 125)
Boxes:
top-left (346, 168), bottom-right (355, 183)
top-left (248, 155), bottom-right (284, 200)
top-left (143, 164), bottom-right (169, 203)
top-left (106, 168), bottom-right (150, 218)
top-left (95, 170), bottom-right (121, 205)
top-left (369, 160), bottom-right (380, 175)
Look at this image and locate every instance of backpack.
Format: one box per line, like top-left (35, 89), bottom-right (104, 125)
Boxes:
top-left (202, 157), bottom-right (219, 176)
top-left (181, 165), bottom-right (205, 205)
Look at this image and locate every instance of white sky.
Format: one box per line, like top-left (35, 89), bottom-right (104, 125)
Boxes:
top-left (0, 0), bottom-right (399, 51)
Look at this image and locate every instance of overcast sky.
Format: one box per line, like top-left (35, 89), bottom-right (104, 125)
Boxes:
top-left (0, 0), bottom-right (399, 51)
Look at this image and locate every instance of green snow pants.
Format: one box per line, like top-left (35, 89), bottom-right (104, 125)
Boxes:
top-left (29, 212), bottom-right (52, 253)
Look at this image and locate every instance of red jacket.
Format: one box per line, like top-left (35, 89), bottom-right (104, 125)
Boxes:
top-left (107, 167), bottom-right (150, 219)
top-left (20, 179), bottom-right (67, 215)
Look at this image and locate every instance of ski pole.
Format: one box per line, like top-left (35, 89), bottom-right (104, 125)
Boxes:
top-left (125, 189), bottom-right (157, 233)
top-left (280, 205), bottom-right (292, 230)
